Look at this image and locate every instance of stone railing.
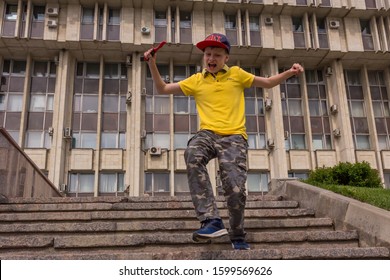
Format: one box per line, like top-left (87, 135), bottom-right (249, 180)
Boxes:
top-left (0, 128), bottom-right (62, 201)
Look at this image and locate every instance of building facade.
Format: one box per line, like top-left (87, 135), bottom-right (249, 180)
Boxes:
top-left (1, 0), bottom-right (390, 197)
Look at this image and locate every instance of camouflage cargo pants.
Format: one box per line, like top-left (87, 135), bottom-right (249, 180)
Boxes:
top-left (184, 130), bottom-right (248, 241)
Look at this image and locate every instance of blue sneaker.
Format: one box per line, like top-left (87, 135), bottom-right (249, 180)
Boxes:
top-left (192, 218), bottom-right (228, 242)
top-left (231, 240), bottom-right (250, 250)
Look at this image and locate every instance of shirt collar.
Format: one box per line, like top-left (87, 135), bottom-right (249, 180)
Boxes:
top-left (202, 64), bottom-right (230, 77)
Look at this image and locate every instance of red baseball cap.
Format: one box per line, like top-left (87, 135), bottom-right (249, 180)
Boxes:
top-left (196, 33), bottom-right (231, 53)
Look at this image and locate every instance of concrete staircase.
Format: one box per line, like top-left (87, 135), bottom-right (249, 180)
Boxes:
top-left (0, 195), bottom-right (389, 260)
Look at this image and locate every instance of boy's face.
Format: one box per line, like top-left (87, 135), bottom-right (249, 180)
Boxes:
top-left (203, 47), bottom-right (229, 74)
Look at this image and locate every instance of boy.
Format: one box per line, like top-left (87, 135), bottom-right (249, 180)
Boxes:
top-left (144, 33), bottom-right (304, 250)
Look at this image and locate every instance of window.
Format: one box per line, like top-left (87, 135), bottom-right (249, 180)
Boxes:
top-left (2, 4), bottom-right (18, 37)
top-left (317, 18), bottom-right (329, 49)
top-left (25, 61), bottom-right (56, 148)
top-left (247, 172), bottom-right (269, 193)
top-left (249, 15), bottom-right (261, 46)
top-left (288, 172), bottom-right (309, 179)
top-left (145, 64), bottom-right (171, 149)
top-left (225, 14), bottom-right (238, 45)
top-left (306, 69), bottom-right (332, 150)
top-left (99, 173), bottom-right (125, 195)
top-left (345, 70), bottom-right (370, 149)
top-left (101, 63), bottom-right (127, 149)
top-left (296, 0), bottom-right (308, 5)
top-left (72, 62), bottom-right (99, 149)
top-left (293, 17), bottom-right (305, 48)
top-left (244, 67), bottom-right (266, 149)
top-left (68, 173), bottom-right (95, 197)
top-left (145, 172), bottom-right (170, 195)
top-left (154, 10), bottom-right (167, 43)
top-left (107, 8), bottom-right (120, 41)
top-left (365, 0), bottom-right (377, 9)
top-left (5, 4), bottom-right (18, 20)
top-left (80, 7), bottom-right (94, 40)
top-left (361, 20), bottom-right (374, 51)
top-left (0, 60), bottom-right (26, 143)
top-left (369, 71), bottom-right (390, 150)
top-left (174, 173), bottom-right (189, 194)
top-left (281, 70), bottom-right (305, 150)
top-left (384, 172), bottom-right (390, 189)
top-left (320, 0), bottom-right (331, 6)
top-left (173, 65), bottom-right (197, 149)
top-left (180, 11), bottom-right (192, 43)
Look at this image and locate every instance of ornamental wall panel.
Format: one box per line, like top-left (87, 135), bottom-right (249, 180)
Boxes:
top-left (24, 149), bottom-right (47, 170)
top-left (315, 150), bottom-right (337, 168)
top-left (70, 149), bottom-right (94, 170)
top-left (247, 150), bottom-right (269, 170)
top-left (289, 150), bottom-right (311, 170)
top-left (100, 149), bottom-right (123, 170)
top-left (356, 150), bottom-right (377, 169)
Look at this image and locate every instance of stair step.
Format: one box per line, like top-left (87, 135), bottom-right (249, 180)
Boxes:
top-left (2, 195), bottom-right (282, 205)
top-left (0, 218), bottom-right (333, 233)
top-left (0, 208), bottom-right (315, 222)
top-left (0, 195), bottom-right (387, 260)
top-left (0, 247), bottom-right (388, 260)
top-left (0, 200), bottom-right (298, 212)
top-left (0, 230), bottom-right (359, 250)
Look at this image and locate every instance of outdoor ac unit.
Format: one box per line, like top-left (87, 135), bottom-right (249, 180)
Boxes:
top-left (149, 146), bottom-right (162, 156)
top-left (326, 66), bottom-right (333, 76)
top-left (333, 128), bottom-right (341, 137)
top-left (264, 98), bottom-right (272, 110)
top-left (46, 7), bottom-right (59, 16)
top-left (267, 138), bottom-right (275, 149)
top-left (264, 17), bottom-right (274, 25)
top-left (47, 20), bottom-right (58, 28)
top-left (126, 91), bottom-right (132, 105)
top-left (48, 127), bottom-right (54, 136)
top-left (141, 26), bottom-right (150, 35)
top-left (330, 104), bottom-right (338, 114)
top-left (63, 127), bottom-right (72, 138)
top-left (59, 184), bottom-right (67, 192)
top-left (329, 20), bottom-right (340, 29)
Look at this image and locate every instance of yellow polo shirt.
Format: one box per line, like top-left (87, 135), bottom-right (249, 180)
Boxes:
top-left (178, 65), bottom-right (254, 139)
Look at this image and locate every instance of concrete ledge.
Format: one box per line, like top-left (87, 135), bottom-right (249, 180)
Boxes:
top-left (269, 179), bottom-right (390, 248)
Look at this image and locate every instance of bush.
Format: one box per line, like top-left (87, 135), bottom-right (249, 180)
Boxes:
top-left (307, 161), bottom-right (382, 188)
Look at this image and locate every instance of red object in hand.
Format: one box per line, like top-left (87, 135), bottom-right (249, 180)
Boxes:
top-left (141, 41), bottom-right (167, 61)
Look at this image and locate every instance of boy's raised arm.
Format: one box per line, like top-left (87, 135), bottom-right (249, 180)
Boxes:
top-left (143, 48), bottom-right (183, 95)
top-left (252, 63), bottom-right (304, 89)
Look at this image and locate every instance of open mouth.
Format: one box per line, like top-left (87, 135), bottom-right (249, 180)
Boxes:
top-left (208, 63), bottom-right (217, 71)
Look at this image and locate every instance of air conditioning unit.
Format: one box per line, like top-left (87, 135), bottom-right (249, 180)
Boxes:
top-left (264, 17), bottom-right (274, 25)
top-left (141, 26), bottom-right (150, 35)
top-left (264, 98), bottom-right (272, 110)
top-left (330, 104), bottom-right (338, 114)
top-left (46, 7), bottom-right (59, 16)
top-left (329, 20), bottom-right (340, 29)
top-left (47, 20), bottom-right (58, 28)
top-left (149, 146), bottom-right (162, 156)
top-left (126, 91), bottom-right (132, 105)
top-left (126, 55), bottom-right (132, 67)
top-left (267, 138), bottom-right (275, 149)
top-left (326, 66), bottom-right (333, 76)
top-left (59, 184), bottom-right (68, 193)
top-left (63, 127), bottom-right (72, 139)
top-left (333, 128), bottom-right (341, 137)
top-left (48, 127), bottom-right (54, 136)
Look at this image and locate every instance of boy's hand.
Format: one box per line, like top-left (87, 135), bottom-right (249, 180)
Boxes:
top-left (143, 48), bottom-right (156, 63)
top-left (290, 63), bottom-right (304, 76)
top-left (142, 41), bottom-right (167, 62)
